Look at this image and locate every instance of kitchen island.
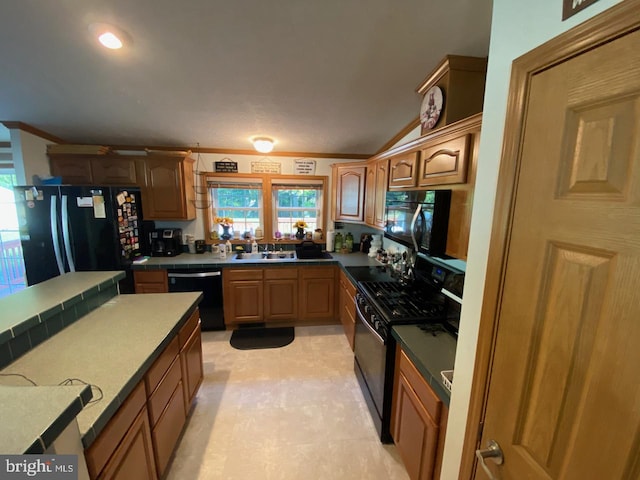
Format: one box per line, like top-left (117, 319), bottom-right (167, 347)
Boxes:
top-left (0, 271), bottom-right (203, 479)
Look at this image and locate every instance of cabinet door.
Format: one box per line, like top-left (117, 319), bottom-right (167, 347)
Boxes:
top-left (49, 156), bottom-right (93, 184)
top-left (418, 134), bottom-right (470, 187)
top-left (180, 325), bottom-right (203, 409)
top-left (338, 270), bottom-right (357, 350)
top-left (393, 373), bottom-right (439, 480)
top-left (334, 165), bottom-right (366, 222)
top-left (364, 163), bottom-right (376, 225)
top-left (265, 279), bottom-right (298, 321)
top-left (374, 159), bottom-right (389, 228)
top-left (98, 407), bottom-right (157, 480)
top-left (389, 152), bottom-right (419, 189)
top-left (151, 379), bottom-right (186, 477)
top-left (225, 280), bottom-right (263, 323)
top-left (92, 158), bottom-right (140, 185)
top-left (299, 267), bottom-right (336, 321)
top-left (144, 157), bottom-right (196, 220)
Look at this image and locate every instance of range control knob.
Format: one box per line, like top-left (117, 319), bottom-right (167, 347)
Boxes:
top-left (364, 305), bottom-right (371, 314)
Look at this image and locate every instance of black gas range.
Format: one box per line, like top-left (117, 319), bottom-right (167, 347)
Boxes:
top-left (351, 255), bottom-right (463, 443)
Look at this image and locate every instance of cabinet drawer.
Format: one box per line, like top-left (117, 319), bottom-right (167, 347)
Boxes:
top-left (147, 355), bottom-right (182, 427)
top-left (398, 349), bottom-right (442, 421)
top-left (300, 266), bottom-right (335, 279)
top-left (152, 379), bottom-right (187, 477)
top-left (134, 270), bottom-right (167, 284)
top-left (178, 309), bottom-right (200, 348)
top-left (85, 381), bottom-right (147, 479)
top-left (264, 267), bottom-right (298, 280)
top-left (225, 269), bottom-right (264, 281)
top-left (145, 336), bottom-right (179, 396)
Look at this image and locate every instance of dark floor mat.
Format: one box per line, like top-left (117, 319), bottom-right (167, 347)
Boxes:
top-left (230, 326), bottom-right (295, 350)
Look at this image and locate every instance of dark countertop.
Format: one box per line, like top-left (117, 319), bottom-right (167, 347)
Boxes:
top-left (392, 325), bottom-right (457, 407)
top-left (0, 291), bottom-right (202, 451)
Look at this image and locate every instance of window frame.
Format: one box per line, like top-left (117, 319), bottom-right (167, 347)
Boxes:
top-left (201, 172), bottom-right (328, 244)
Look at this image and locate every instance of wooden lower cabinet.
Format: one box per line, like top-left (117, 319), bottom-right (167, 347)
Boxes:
top-left (134, 270), bottom-right (168, 294)
top-left (338, 269), bottom-right (357, 350)
top-left (98, 406), bottom-right (157, 480)
top-left (179, 310), bottom-right (203, 410)
top-left (264, 268), bottom-right (298, 321)
top-left (391, 347), bottom-right (448, 480)
top-left (85, 382), bottom-right (155, 480)
top-left (85, 309), bottom-right (203, 480)
top-left (299, 266), bottom-right (336, 322)
top-left (223, 269), bottom-right (264, 323)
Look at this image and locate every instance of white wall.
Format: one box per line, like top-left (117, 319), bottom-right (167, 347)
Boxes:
top-left (154, 152), bottom-right (366, 240)
top-left (440, 0), bottom-right (624, 478)
top-left (9, 129), bottom-right (51, 184)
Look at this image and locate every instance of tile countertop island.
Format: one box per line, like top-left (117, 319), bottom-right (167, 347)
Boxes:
top-left (0, 271), bottom-right (202, 455)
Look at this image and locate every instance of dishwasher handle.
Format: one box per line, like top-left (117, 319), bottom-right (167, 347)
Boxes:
top-left (168, 271), bottom-right (221, 278)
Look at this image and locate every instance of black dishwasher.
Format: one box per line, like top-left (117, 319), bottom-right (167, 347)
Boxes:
top-left (167, 269), bottom-right (224, 331)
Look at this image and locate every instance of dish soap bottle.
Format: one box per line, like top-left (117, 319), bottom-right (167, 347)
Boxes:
top-left (334, 232), bottom-right (343, 252)
top-left (345, 232), bottom-right (354, 252)
top-left (225, 240), bottom-right (232, 253)
top-left (251, 239), bottom-right (259, 253)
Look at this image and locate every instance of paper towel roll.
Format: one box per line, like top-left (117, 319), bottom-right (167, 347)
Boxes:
top-left (326, 230), bottom-right (335, 252)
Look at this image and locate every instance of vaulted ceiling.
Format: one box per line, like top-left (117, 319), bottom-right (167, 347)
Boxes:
top-left (0, 1), bottom-right (492, 156)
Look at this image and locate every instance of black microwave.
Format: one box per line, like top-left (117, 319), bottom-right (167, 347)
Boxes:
top-left (383, 190), bottom-right (451, 256)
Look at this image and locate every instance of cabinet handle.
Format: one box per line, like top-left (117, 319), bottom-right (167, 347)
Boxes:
top-left (475, 439), bottom-right (504, 480)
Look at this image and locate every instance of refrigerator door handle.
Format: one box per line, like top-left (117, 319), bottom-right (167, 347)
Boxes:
top-left (50, 195), bottom-right (65, 275)
top-left (61, 195), bottom-right (76, 272)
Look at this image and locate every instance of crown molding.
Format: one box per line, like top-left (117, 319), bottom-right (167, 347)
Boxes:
top-left (108, 144), bottom-right (371, 160)
top-left (0, 121), bottom-right (66, 144)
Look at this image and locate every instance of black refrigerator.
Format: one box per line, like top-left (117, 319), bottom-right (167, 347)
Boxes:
top-left (14, 185), bottom-right (151, 293)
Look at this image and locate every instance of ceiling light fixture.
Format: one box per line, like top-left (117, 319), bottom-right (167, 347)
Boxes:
top-left (89, 23), bottom-right (128, 50)
top-left (252, 137), bottom-right (275, 153)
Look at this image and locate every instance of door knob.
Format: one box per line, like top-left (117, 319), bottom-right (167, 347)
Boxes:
top-left (475, 439), bottom-right (504, 480)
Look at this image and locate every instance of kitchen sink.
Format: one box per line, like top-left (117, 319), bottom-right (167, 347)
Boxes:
top-left (234, 251), bottom-right (297, 260)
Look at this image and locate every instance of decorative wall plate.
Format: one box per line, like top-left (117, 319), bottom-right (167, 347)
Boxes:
top-left (420, 86), bottom-right (444, 130)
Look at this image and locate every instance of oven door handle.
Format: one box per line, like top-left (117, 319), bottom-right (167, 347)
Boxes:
top-left (356, 301), bottom-right (386, 345)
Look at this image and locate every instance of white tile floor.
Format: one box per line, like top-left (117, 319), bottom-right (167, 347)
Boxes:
top-left (165, 325), bottom-right (410, 480)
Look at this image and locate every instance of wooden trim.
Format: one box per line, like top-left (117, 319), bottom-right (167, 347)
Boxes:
top-left (0, 121), bottom-right (66, 144)
top-left (459, 2), bottom-right (640, 478)
top-left (375, 116), bottom-right (421, 155)
top-left (415, 55), bottom-right (487, 95)
top-left (107, 144), bottom-right (371, 160)
top-left (370, 113), bottom-right (482, 163)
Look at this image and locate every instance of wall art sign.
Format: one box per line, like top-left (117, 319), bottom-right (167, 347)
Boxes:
top-left (214, 161), bottom-right (238, 173)
top-left (251, 161), bottom-right (281, 174)
top-left (294, 159), bottom-right (316, 175)
top-left (562, 0), bottom-right (601, 20)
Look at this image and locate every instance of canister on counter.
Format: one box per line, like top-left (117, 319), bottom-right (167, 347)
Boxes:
top-left (334, 232), bottom-right (343, 252)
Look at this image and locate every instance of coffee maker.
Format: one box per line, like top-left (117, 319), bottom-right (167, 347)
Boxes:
top-left (150, 229), bottom-right (183, 257)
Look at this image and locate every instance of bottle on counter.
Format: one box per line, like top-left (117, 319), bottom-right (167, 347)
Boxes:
top-left (334, 232), bottom-right (343, 252)
top-left (345, 232), bottom-right (354, 252)
top-left (225, 240), bottom-right (232, 253)
top-left (251, 240), bottom-right (258, 253)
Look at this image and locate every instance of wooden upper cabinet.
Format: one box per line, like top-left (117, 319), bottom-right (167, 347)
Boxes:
top-left (143, 155), bottom-right (196, 220)
top-left (49, 155), bottom-right (94, 184)
top-left (364, 158), bottom-right (389, 229)
top-left (334, 164), bottom-right (366, 222)
top-left (389, 152), bottom-right (419, 189)
top-left (418, 134), bottom-right (470, 187)
top-left (364, 164), bottom-right (376, 226)
top-left (91, 157), bottom-right (142, 185)
top-left (374, 159), bottom-right (389, 228)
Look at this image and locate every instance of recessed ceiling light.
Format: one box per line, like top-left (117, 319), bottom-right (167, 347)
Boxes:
top-left (252, 137), bottom-right (275, 153)
top-left (98, 31), bottom-right (123, 49)
top-left (89, 23), bottom-right (128, 50)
